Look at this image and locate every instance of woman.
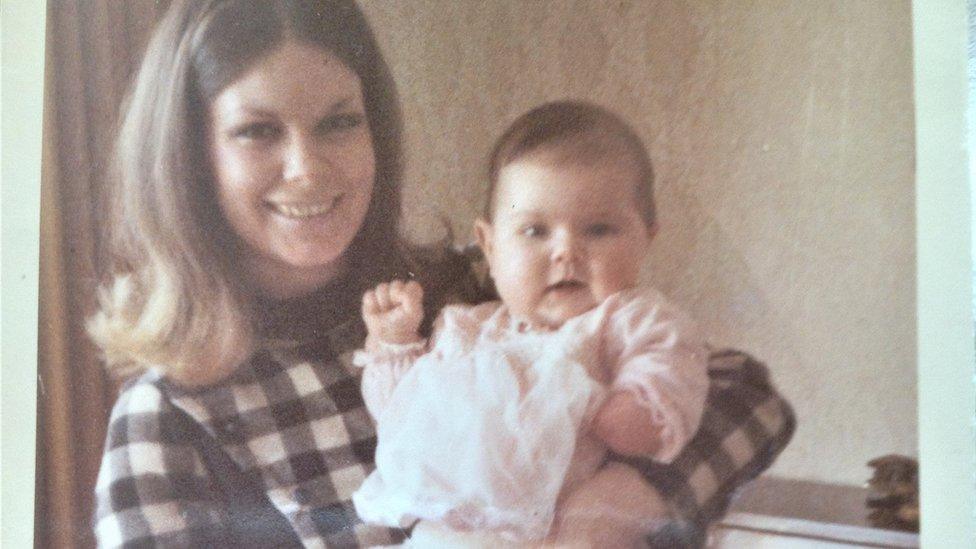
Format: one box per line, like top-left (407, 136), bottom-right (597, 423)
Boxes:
top-left (90, 1), bottom-right (794, 547)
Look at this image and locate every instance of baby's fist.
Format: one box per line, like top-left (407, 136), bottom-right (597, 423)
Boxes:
top-left (362, 280), bottom-right (424, 346)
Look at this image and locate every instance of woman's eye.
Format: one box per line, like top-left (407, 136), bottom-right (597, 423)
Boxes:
top-left (586, 223), bottom-right (618, 237)
top-left (232, 123), bottom-right (280, 141)
top-left (521, 225), bottom-right (547, 238)
top-left (318, 112), bottom-right (366, 134)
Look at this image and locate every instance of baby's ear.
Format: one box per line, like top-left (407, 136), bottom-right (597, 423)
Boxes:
top-left (473, 218), bottom-right (495, 263)
top-left (646, 222), bottom-right (659, 242)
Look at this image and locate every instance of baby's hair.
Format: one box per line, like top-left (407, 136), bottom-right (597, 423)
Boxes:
top-left (485, 100), bottom-right (655, 227)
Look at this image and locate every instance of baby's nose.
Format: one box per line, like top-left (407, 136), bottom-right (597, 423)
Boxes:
top-left (551, 233), bottom-right (582, 263)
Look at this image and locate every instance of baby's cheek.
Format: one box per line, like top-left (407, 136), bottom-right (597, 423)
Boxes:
top-left (495, 258), bottom-right (542, 300)
top-left (600, 260), bottom-right (642, 293)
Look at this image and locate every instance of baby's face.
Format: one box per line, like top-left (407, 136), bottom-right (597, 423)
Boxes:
top-left (476, 157), bottom-right (654, 329)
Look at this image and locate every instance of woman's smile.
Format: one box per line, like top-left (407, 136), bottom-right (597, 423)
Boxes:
top-left (266, 195), bottom-right (343, 219)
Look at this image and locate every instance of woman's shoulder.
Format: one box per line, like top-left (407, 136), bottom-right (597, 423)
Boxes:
top-left (98, 371), bottom-right (204, 500)
top-left (105, 369), bottom-right (199, 448)
top-left (110, 369), bottom-right (170, 420)
top-left (103, 373), bottom-right (184, 456)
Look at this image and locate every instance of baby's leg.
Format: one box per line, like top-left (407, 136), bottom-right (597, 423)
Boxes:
top-left (545, 462), bottom-right (673, 548)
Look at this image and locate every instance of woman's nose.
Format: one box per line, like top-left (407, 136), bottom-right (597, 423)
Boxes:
top-left (282, 134), bottom-right (329, 184)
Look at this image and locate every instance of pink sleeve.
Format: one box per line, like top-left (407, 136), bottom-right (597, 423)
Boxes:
top-left (352, 303), bottom-right (496, 420)
top-left (353, 339), bottom-right (428, 421)
top-left (603, 289), bottom-right (710, 463)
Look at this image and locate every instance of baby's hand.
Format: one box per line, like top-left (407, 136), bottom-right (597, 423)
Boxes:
top-left (592, 392), bottom-right (662, 457)
top-left (362, 280), bottom-right (425, 346)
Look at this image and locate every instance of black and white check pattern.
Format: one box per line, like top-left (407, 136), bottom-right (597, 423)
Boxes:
top-left (93, 251), bottom-right (795, 548)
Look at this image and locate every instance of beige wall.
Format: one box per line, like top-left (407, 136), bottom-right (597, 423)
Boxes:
top-left (361, 1), bottom-right (916, 486)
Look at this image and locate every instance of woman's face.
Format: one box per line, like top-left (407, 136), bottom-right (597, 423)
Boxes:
top-left (208, 41), bottom-right (376, 298)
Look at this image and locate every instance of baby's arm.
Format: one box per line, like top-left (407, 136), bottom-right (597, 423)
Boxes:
top-left (592, 291), bottom-right (709, 461)
top-left (356, 280), bottom-right (426, 419)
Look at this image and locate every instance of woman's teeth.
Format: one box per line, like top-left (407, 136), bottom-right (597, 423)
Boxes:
top-left (271, 198), bottom-right (338, 218)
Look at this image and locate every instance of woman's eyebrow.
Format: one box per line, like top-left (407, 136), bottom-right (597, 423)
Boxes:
top-left (225, 95), bottom-right (360, 119)
top-left (233, 105), bottom-right (275, 118)
top-left (584, 210), bottom-right (622, 220)
top-left (324, 97), bottom-right (356, 112)
top-left (310, 96), bottom-right (363, 120)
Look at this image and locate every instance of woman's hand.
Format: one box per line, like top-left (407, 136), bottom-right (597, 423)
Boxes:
top-left (545, 463), bottom-right (673, 548)
top-left (362, 280), bottom-right (425, 346)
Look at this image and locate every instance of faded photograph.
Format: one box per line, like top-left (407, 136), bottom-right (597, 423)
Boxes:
top-left (37, 1), bottom-right (914, 547)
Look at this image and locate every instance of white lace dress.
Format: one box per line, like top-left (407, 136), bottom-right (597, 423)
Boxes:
top-left (352, 288), bottom-right (708, 541)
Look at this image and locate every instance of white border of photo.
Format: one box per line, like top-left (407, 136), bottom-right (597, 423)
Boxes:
top-left (2, 0), bottom-right (975, 546)
top-left (913, 1), bottom-right (976, 546)
top-left (1, 0), bottom-right (45, 546)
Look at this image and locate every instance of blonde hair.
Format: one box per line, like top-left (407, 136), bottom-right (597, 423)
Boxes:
top-left (88, 0), bottom-right (404, 386)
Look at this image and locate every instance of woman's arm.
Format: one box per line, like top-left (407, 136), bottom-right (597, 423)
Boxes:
top-left (615, 349), bottom-right (797, 547)
top-left (94, 378), bottom-right (225, 548)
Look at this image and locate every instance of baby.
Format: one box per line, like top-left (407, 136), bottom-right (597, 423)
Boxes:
top-left (352, 101), bottom-right (709, 546)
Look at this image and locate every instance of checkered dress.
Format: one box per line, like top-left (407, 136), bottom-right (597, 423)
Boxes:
top-left (93, 249), bottom-right (795, 548)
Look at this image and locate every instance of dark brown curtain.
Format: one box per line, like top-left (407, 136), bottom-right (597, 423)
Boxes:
top-left (37, 2), bottom-right (170, 547)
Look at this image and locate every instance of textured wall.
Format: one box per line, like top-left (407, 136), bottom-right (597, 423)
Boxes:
top-left (360, 1), bottom-right (916, 485)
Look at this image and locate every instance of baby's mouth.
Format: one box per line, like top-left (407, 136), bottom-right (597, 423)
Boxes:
top-left (546, 279), bottom-right (585, 293)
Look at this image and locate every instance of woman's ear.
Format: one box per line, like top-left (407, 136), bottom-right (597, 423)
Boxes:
top-left (473, 218), bottom-right (494, 267)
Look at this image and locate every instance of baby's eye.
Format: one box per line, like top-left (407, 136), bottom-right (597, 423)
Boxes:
top-left (585, 223), bottom-right (618, 237)
top-left (317, 112), bottom-right (366, 135)
top-left (232, 122), bottom-right (280, 141)
top-left (520, 224), bottom-right (548, 238)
